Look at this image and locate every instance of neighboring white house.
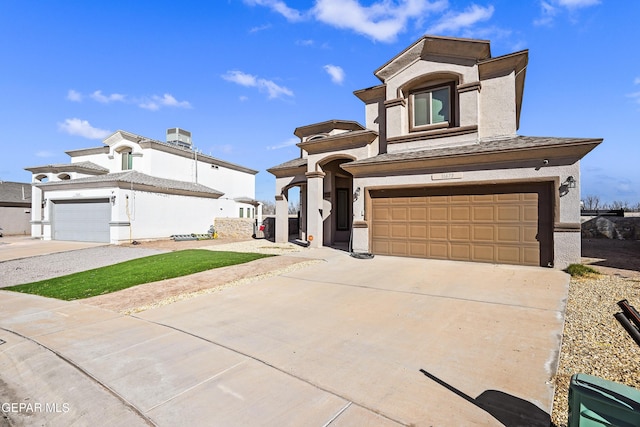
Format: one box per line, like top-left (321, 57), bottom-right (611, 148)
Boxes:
top-left (268, 35), bottom-right (602, 269)
top-left (26, 128), bottom-right (260, 243)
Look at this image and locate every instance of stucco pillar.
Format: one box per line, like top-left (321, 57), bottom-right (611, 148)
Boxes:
top-left (275, 193), bottom-right (289, 243)
top-left (305, 171), bottom-right (325, 248)
top-left (384, 98), bottom-right (406, 140)
top-left (30, 184), bottom-right (43, 238)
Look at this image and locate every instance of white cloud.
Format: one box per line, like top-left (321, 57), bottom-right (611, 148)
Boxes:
top-left (90, 90), bottom-right (126, 104)
top-left (35, 150), bottom-right (55, 158)
top-left (222, 70), bottom-right (294, 99)
top-left (139, 94), bottom-right (192, 111)
top-left (323, 64), bottom-right (345, 84)
top-left (296, 39), bottom-right (315, 46)
top-left (222, 70), bottom-right (259, 87)
top-left (243, 0), bottom-right (303, 22)
top-left (312, 0), bottom-right (447, 43)
top-left (250, 23), bottom-right (272, 33)
top-left (267, 137), bottom-right (299, 150)
top-left (58, 118), bottom-right (111, 139)
top-left (534, 0), bottom-right (599, 25)
top-left (66, 89), bottom-right (83, 102)
top-left (634, 77), bottom-right (640, 85)
top-left (426, 4), bottom-right (494, 35)
top-left (557, 0), bottom-right (600, 8)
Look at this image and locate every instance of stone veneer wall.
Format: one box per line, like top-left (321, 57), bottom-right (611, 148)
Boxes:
top-left (581, 217), bottom-right (640, 240)
top-left (214, 218), bottom-right (256, 238)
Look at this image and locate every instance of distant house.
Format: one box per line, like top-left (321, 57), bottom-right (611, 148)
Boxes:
top-left (0, 181), bottom-right (32, 235)
top-left (268, 36), bottom-right (602, 269)
top-left (25, 128), bottom-right (259, 243)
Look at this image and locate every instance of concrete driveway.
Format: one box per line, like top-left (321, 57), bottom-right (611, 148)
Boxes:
top-left (0, 248), bottom-right (568, 426)
top-left (0, 235), bottom-right (106, 262)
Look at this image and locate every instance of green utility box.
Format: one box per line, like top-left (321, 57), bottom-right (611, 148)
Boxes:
top-left (569, 373), bottom-right (640, 426)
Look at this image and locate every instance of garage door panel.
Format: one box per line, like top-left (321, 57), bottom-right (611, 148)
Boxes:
top-left (390, 241), bottom-right (409, 256)
top-left (473, 226), bottom-right (494, 241)
top-left (496, 247), bottom-right (521, 264)
top-left (391, 224), bottom-right (408, 238)
top-left (409, 224), bottom-right (427, 239)
top-left (428, 242), bottom-right (448, 259)
top-left (450, 244), bottom-right (471, 260)
top-left (371, 184), bottom-right (551, 266)
top-left (410, 243), bottom-right (427, 257)
top-left (450, 225), bottom-right (470, 241)
top-left (496, 226), bottom-right (521, 243)
top-left (410, 207), bottom-right (427, 221)
top-left (473, 246), bottom-right (495, 262)
top-left (429, 225), bottom-right (448, 240)
top-left (497, 206), bottom-right (521, 222)
top-left (429, 207), bottom-right (448, 221)
top-left (523, 205), bottom-right (538, 222)
top-left (52, 199), bottom-right (110, 243)
top-left (450, 206), bottom-right (470, 221)
top-left (472, 206), bottom-right (494, 221)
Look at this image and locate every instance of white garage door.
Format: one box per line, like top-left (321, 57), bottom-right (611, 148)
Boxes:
top-left (52, 199), bottom-right (111, 243)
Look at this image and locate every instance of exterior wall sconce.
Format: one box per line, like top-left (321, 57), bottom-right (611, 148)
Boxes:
top-left (565, 176), bottom-right (577, 189)
top-left (354, 187), bottom-right (361, 201)
top-left (110, 195), bottom-right (116, 205)
top-left (42, 198), bottom-right (47, 208)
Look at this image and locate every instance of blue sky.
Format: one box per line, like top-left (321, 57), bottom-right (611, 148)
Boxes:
top-left (1, 0), bottom-right (638, 205)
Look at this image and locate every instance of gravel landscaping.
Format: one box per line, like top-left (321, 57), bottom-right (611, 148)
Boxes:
top-left (551, 271), bottom-right (640, 425)
top-left (0, 246), bottom-right (168, 287)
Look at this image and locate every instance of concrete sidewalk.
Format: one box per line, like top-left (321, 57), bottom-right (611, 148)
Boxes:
top-left (0, 248), bottom-right (568, 426)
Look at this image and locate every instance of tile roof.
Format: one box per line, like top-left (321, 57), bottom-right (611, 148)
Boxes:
top-left (347, 135), bottom-right (602, 166)
top-left (24, 161), bottom-right (109, 174)
top-left (37, 170), bottom-right (224, 197)
top-left (0, 181), bottom-right (31, 204)
top-left (268, 157), bottom-right (308, 171)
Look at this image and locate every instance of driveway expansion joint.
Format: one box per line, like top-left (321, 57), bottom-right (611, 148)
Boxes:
top-left (0, 327), bottom-right (156, 426)
top-left (134, 317), bottom-right (409, 427)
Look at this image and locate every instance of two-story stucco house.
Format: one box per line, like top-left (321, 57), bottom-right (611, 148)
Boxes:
top-left (268, 36), bottom-right (602, 269)
top-left (26, 128), bottom-right (259, 243)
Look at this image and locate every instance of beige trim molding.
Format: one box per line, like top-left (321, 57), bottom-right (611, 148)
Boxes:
top-left (353, 221), bottom-right (368, 228)
top-left (457, 81), bottom-right (481, 93)
top-left (554, 223), bottom-right (581, 232)
top-left (305, 171), bottom-right (326, 179)
top-left (388, 125), bottom-right (478, 144)
top-left (384, 98), bottom-right (406, 108)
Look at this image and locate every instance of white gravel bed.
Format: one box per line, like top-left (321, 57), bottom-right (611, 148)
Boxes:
top-left (551, 273), bottom-right (640, 426)
top-left (0, 246), bottom-right (168, 287)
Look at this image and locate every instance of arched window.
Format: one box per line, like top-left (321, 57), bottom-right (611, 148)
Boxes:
top-left (35, 174), bottom-right (48, 183)
top-left (57, 173), bottom-right (71, 180)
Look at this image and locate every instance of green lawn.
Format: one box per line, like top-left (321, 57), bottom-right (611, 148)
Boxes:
top-left (5, 250), bottom-right (273, 301)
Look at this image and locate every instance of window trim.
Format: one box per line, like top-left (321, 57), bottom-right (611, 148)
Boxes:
top-left (408, 81), bottom-right (456, 133)
top-left (121, 149), bottom-right (133, 170)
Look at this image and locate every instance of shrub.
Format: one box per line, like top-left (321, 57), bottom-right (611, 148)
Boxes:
top-left (565, 263), bottom-right (600, 278)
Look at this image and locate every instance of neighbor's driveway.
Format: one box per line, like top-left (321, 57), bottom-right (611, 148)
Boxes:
top-left (0, 248), bottom-right (568, 426)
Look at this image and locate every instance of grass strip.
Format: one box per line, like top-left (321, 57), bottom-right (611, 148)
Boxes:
top-left (5, 249), bottom-right (273, 301)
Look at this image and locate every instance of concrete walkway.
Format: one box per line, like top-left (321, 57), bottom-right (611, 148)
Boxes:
top-left (0, 248), bottom-right (568, 426)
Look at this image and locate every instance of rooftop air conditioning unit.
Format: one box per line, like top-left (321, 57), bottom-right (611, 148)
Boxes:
top-left (166, 128), bottom-right (192, 149)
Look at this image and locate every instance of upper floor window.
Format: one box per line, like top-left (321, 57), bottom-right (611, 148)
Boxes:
top-left (121, 149), bottom-right (133, 170)
top-left (410, 83), bottom-right (453, 130)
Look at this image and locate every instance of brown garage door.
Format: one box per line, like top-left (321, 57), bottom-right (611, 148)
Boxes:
top-left (370, 184), bottom-right (553, 266)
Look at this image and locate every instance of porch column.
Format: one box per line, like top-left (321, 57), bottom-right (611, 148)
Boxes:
top-left (275, 193), bottom-right (289, 243)
top-left (305, 171), bottom-right (325, 248)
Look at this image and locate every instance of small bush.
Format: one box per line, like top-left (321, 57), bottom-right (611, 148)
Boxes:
top-left (565, 263), bottom-right (600, 277)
